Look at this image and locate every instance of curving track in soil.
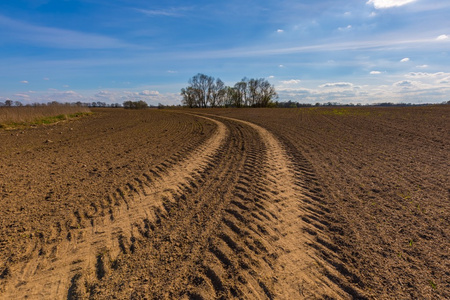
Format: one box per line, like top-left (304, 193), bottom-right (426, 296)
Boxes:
top-left (1, 114), bottom-right (225, 299)
top-left (89, 113), bottom-right (356, 299)
top-left (1, 112), bottom-right (356, 299)
top-left (197, 107), bottom-right (450, 299)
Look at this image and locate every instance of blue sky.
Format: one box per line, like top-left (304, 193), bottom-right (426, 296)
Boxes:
top-left (1, 0), bottom-right (449, 105)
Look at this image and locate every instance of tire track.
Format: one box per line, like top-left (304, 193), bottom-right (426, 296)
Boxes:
top-left (1, 115), bottom-right (227, 300)
top-left (90, 113), bottom-right (357, 299)
top-left (202, 115), bottom-right (354, 299)
top-left (2, 113), bottom-right (358, 299)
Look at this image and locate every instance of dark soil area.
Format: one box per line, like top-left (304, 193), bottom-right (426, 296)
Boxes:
top-left (203, 105), bottom-right (450, 299)
top-left (1, 106), bottom-right (448, 299)
top-left (0, 109), bottom-right (215, 283)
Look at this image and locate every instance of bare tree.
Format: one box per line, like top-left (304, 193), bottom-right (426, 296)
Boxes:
top-left (188, 73), bottom-right (215, 108)
top-left (182, 74), bottom-right (225, 108)
top-left (210, 78), bottom-right (226, 108)
top-left (181, 74), bottom-right (277, 108)
top-left (123, 100), bottom-right (148, 109)
top-left (246, 78), bottom-right (277, 107)
top-left (247, 78), bottom-right (259, 107)
top-left (224, 86), bottom-right (236, 107)
top-left (181, 87), bottom-right (198, 108)
top-left (233, 79), bottom-right (248, 108)
top-left (258, 79), bottom-right (277, 107)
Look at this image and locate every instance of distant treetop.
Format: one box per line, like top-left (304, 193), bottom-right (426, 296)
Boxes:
top-left (181, 74), bottom-right (277, 108)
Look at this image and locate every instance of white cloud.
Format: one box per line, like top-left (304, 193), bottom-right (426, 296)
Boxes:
top-left (120, 90), bottom-right (179, 105)
top-left (139, 90), bottom-right (160, 96)
top-left (264, 77), bottom-right (450, 104)
top-left (416, 64), bottom-right (429, 68)
top-left (338, 25), bottom-right (352, 31)
top-left (436, 34), bottom-right (449, 41)
top-left (406, 72), bottom-right (428, 78)
top-left (268, 75), bottom-right (275, 79)
top-left (279, 64), bottom-right (285, 68)
top-left (23, 90), bottom-right (85, 103)
top-left (6, 89), bottom-right (181, 106)
top-left (406, 72), bottom-right (450, 78)
top-left (13, 93), bottom-right (31, 99)
top-left (58, 90), bottom-right (83, 98)
top-left (400, 57), bottom-right (410, 62)
top-left (367, 0), bottom-right (416, 9)
top-left (277, 29), bottom-right (284, 33)
top-left (319, 82), bottom-right (354, 88)
top-left (394, 80), bottom-right (414, 87)
top-left (393, 80), bottom-right (424, 89)
top-left (43, 77), bottom-right (49, 81)
top-left (20, 80), bottom-right (29, 84)
top-left (439, 77), bottom-right (450, 84)
top-left (280, 79), bottom-right (301, 85)
top-left (370, 71), bottom-right (382, 75)
top-left (167, 70), bottom-right (177, 73)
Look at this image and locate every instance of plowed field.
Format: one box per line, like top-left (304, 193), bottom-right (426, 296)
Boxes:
top-left (0, 106), bottom-right (449, 299)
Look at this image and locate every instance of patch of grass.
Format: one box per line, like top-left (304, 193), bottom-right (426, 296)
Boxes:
top-left (429, 280), bottom-right (437, 290)
top-left (35, 114), bottom-right (68, 124)
top-left (0, 105), bottom-right (91, 129)
top-left (299, 107), bottom-right (372, 116)
top-left (398, 191), bottom-right (412, 200)
top-left (0, 112), bottom-right (92, 129)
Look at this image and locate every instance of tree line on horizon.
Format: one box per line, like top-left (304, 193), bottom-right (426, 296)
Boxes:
top-left (181, 73), bottom-right (277, 108)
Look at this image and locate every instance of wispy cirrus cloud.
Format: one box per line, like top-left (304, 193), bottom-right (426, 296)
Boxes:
top-left (0, 15), bottom-right (127, 49)
top-left (178, 34), bottom-right (449, 60)
top-left (13, 93), bottom-right (31, 99)
top-left (136, 7), bottom-right (191, 17)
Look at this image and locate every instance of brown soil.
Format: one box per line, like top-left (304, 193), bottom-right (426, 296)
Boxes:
top-left (200, 106), bottom-right (450, 299)
top-left (0, 106), bottom-right (448, 299)
top-left (0, 109), bottom-right (216, 298)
